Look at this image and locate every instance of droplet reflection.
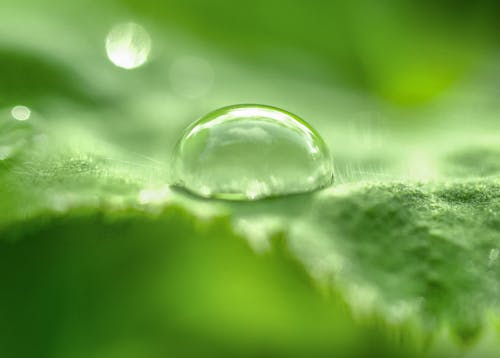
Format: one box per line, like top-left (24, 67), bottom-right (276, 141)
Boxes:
top-left (105, 22), bottom-right (152, 70)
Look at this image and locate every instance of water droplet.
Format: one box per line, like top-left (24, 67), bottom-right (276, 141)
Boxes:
top-left (1, 107), bottom-right (36, 160)
top-left (172, 104), bottom-right (333, 200)
top-left (105, 22), bottom-right (151, 70)
top-left (11, 105), bottom-right (31, 121)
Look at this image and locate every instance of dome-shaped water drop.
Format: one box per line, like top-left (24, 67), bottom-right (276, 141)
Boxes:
top-left (172, 104), bottom-right (333, 200)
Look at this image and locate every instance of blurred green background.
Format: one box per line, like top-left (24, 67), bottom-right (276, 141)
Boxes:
top-left (1, 0), bottom-right (500, 357)
top-left (2, 0), bottom-right (499, 176)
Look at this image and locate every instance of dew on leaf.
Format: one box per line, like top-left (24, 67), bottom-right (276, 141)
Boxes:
top-left (172, 104), bottom-right (333, 200)
top-left (11, 105), bottom-right (31, 121)
top-left (105, 22), bottom-right (151, 70)
top-left (0, 109), bottom-right (36, 160)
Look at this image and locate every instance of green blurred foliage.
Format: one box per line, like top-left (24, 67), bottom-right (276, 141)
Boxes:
top-left (0, 48), bottom-right (98, 107)
top-left (0, 207), bottom-right (407, 358)
top-left (120, 0), bottom-right (499, 104)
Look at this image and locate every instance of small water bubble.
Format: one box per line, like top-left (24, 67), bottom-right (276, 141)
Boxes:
top-left (105, 22), bottom-right (151, 70)
top-left (11, 105), bottom-right (31, 121)
top-left (172, 104), bottom-right (333, 200)
top-left (1, 106), bottom-right (36, 160)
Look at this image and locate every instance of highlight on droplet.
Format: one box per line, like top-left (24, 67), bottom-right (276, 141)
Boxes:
top-left (11, 105), bottom-right (31, 121)
top-left (105, 22), bottom-right (152, 70)
top-left (138, 186), bottom-right (172, 205)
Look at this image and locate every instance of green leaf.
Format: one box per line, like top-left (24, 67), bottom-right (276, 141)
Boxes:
top-left (1, 2), bottom-right (500, 356)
